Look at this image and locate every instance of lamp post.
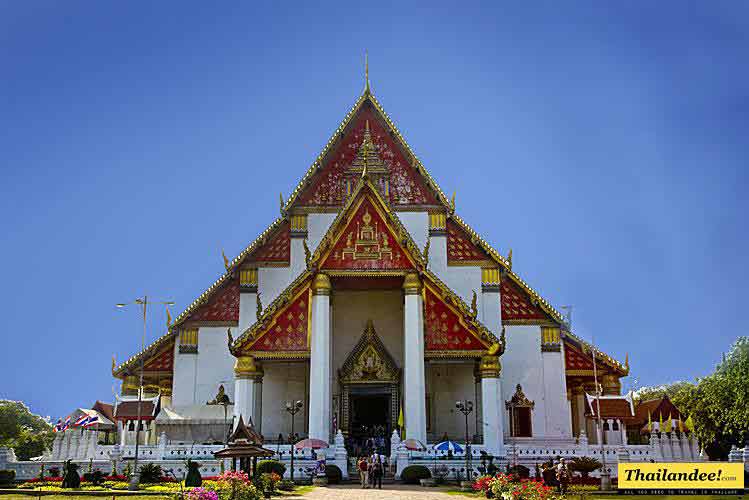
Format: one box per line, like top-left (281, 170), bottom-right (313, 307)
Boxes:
top-left (285, 400), bottom-right (303, 482)
top-left (455, 400), bottom-right (474, 482)
top-left (116, 296), bottom-right (174, 490)
top-left (591, 339), bottom-right (611, 491)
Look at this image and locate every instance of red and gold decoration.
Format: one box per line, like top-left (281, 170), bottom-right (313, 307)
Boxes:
top-left (424, 286), bottom-right (488, 353)
top-left (500, 278), bottom-right (550, 323)
top-left (143, 339), bottom-right (175, 372)
top-left (186, 278), bottom-right (240, 323)
top-left (298, 105), bottom-right (437, 208)
top-left (247, 221), bottom-right (290, 265)
top-left (321, 197), bottom-right (415, 271)
top-left (242, 287), bottom-right (310, 355)
top-left (447, 220), bottom-right (492, 265)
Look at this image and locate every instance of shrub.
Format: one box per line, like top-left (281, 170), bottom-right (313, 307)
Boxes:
top-left (568, 457), bottom-right (602, 478)
top-left (138, 463), bottom-right (163, 483)
top-left (82, 470), bottom-right (105, 485)
top-left (48, 467), bottom-right (60, 478)
top-left (0, 470), bottom-right (16, 485)
top-left (400, 465), bottom-right (431, 484)
top-left (256, 460), bottom-right (286, 477)
top-left (507, 464), bottom-right (530, 479)
top-left (278, 479), bottom-right (295, 491)
top-left (187, 486), bottom-right (219, 500)
top-left (61, 460), bottom-right (81, 489)
top-left (185, 459), bottom-right (203, 487)
top-left (325, 464), bottom-right (342, 484)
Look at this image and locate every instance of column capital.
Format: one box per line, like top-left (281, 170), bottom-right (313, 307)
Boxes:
top-left (478, 355), bottom-right (501, 378)
top-left (312, 273), bottom-right (332, 295)
top-left (402, 272), bottom-right (422, 295)
top-left (573, 384), bottom-right (586, 396)
top-left (234, 356), bottom-right (264, 380)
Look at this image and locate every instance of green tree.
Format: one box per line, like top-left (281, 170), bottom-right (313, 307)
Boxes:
top-left (0, 400), bottom-right (54, 460)
top-left (635, 337), bottom-right (749, 460)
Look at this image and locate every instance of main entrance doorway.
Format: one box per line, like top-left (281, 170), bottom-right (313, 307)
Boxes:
top-left (338, 320), bottom-right (400, 457)
top-left (349, 386), bottom-right (391, 456)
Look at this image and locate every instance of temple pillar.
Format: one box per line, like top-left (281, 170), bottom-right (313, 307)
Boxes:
top-left (233, 356), bottom-right (263, 429)
top-left (572, 385), bottom-right (587, 439)
top-left (308, 273), bottom-right (332, 442)
top-left (403, 272), bottom-right (427, 444)
top-left (479, 355), bottom-right (505, 457)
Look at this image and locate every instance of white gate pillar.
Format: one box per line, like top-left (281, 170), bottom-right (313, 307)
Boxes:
top-left (403, 272), bottom-right (427, 444)
top-left (233, 356), bottom-right (264, 430)
top-left (308, 273), bottom-right (332, 442)
top-left (479, 355), bottom-right (504, 457)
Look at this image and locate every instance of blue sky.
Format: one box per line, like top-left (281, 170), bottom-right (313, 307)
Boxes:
top-left (1, 2), bottom-right (747, 420)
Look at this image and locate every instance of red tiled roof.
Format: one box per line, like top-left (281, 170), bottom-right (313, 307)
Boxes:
top-left (92, 401), bottom-right (114, 422)
top-left (114, 401), bottom-right (158, 420)
top-left (586, 396), bottom-right (634, 419)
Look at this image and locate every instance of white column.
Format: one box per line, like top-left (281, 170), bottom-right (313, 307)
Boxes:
top-left (403, 272), bottom-right (427, 444)
top-left (233, 356), bottom-right (263, 429)
top-left (479, 356), bottom-right (505, 457)
top-left (308, 273), bottom-right (332, 442)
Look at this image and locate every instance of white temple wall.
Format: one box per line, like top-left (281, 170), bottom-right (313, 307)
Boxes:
top-left (194, 327), bottom-right (236, 404)
top-left (397, 211), bottom-right (429, 252)
top-left (172, 342), bottom-right (198, 407)
top-left (172, 327), bottom-right (236, 407)
top-left (500, 325), bottom-right (547, 438)
top-left (331, 290), bottom-right (404, 372)
top-left (261, 362), bottom-right (309, 439)
top-left (307, 213), bottom-right (337, 252)
top-left (258, 267), bottom-right (294, 311)
top-left (541, 343), bottom-right (572, 438)
top-left (426, 232), bottom-right (483, 310)
top-left (426, 362), bottom-right (476, 441)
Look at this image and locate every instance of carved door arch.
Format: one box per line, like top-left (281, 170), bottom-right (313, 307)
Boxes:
top-left (338, 319), bottom-right (400, 436)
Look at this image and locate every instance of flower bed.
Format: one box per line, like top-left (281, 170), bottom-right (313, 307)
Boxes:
top-left (472, 473), bottom-right (556, 500)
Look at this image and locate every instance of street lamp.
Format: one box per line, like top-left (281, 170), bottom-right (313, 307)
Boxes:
top-left (116, 296), bottom-right (174, 490)
top-left (455, 400), bottom-right (474, 482)
top-left (284, 400), bottom-right (303, 482)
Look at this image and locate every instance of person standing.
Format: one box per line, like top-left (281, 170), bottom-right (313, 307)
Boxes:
top-left (555, 458), bottom-right (570, 494)
top-left (358, 456), bottom-right (368, 489)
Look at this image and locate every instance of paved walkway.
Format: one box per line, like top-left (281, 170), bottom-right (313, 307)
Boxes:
top-left (291, 484), bottom-right (460, 500)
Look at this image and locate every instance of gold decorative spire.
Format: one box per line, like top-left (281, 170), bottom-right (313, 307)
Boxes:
top-left (303, 238), bottom-right (311, 269)
top-left (625, 353), bottom-right (629, 371)
top-left (279, 192), bottom-right (285, 215)
top-left (470, 290), bottom-right (478, 319)
top-left (256, 292), bottom-right (263, 321)
top-left (364, 50), bottom-right (370, 94)
top-left (450, 191), bottom-right (456, 214)
top-left (350, 120), bottom-right (386, 175)
top-left (222, 249), bottom-right (230, 270)
top-left (166, 305), bottom-right (172, 328)
top-left (227, 328), bottom-right (234, 351)
top-left (507, 248), bottom-right (513, 270)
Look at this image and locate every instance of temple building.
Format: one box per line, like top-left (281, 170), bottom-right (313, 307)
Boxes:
top-left (108, 72), bottom-right (632, 459)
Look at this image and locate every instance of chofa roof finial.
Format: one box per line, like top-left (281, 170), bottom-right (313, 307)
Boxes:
top-left (364, 50), bottom-right (370, 94)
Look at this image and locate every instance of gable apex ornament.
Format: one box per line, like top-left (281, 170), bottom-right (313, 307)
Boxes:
top-left (364, 50), bottom-right (370, 94)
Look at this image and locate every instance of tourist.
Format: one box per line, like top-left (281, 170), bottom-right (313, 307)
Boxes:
top-left (555, 458), bottom-right (570, 494)
top-left (370, 452), bottom-right (383, 489)
top-left (357, 456), bottom-right (368, 488)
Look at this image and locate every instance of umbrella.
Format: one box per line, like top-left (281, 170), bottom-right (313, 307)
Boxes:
top-left (401, 438), bottom-right (426, 451)
top-left (294, 438), bottom-right (329, 450)
top-left (433, 440), bottom-right (464, 454)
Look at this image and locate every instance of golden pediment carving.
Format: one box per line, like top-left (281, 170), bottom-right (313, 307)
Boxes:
top-left (339, 319), bottom-right (399, 384)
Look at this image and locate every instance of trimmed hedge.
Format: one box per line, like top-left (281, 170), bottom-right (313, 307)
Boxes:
top-left (325, 464), bottom-right (342, 484)
top-left (0, 470), bottom-right (15, 485)
top-left (401, 465), bottom-right (431, 484)
top-left (256, 460), bottom-right (286, 477)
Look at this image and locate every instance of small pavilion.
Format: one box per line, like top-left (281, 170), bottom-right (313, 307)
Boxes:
top-left (214, 416), bottom-right (274, 477)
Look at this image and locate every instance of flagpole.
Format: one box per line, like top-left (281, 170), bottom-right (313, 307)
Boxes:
top-left (591, 337), bottom-right (611, 491)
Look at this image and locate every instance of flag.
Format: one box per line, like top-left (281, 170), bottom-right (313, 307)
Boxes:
top-left (677, 415), bottom-right (684, 432)
top-left (685, 415), bottom-right (695, 432)
top-left (647, 411), bottom-right (652, 433)
top-left (658, 412), bottom-right (663, 433)
top-left (74, 415), bottom-right (89, 427)
top-left (53, 419), bottom-right (62, 433)
top-left (83, 415), bottom-right (99, 428)
top-left (61, 416), bottom-right (71, 431)
top-left (398, 405), bottom-right (404, 439)
top-left (666, 412), bottom-right (672, 432)
top-left (332, 411), bottom-right (337, 433)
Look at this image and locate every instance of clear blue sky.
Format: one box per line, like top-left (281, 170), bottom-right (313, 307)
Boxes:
top-left (1, 2), bottom-right (747, 420)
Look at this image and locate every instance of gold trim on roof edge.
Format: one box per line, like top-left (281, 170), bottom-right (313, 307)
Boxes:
top-left (563, 333), bottom-right (628, 375)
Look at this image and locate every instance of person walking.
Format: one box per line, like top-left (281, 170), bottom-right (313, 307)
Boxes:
top-left (371, 453), bottom-right (383, 489)
top-left (357, 456), bottom-right (368, 489)
top-left (555, 458), bottom-right (570, 494)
